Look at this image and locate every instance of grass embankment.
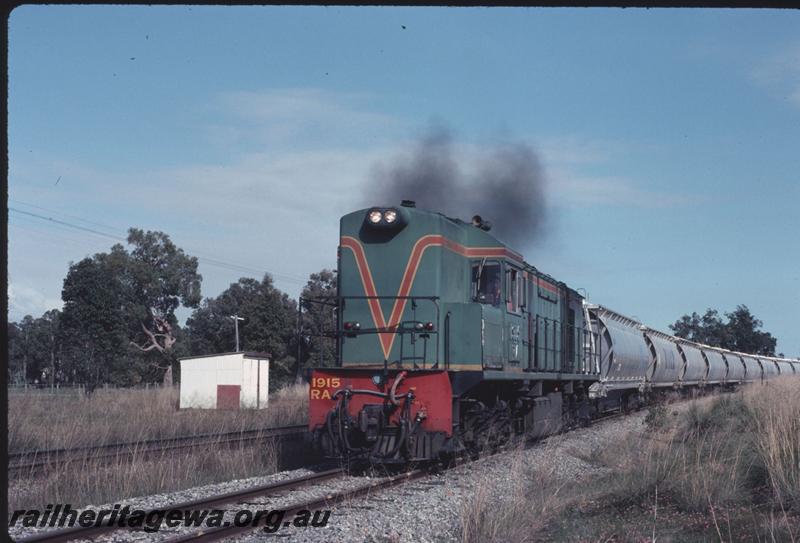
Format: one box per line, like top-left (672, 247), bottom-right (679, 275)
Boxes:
top-left (8, 384), bottom-right (307, 452)
top-left (8, 384), bottom-right (308, 515)
top-left (460, 378), bottom-right (800, 543)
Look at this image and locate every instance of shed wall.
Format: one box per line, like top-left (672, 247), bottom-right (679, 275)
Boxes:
top-left (180, 354), bottom-right (269, 409)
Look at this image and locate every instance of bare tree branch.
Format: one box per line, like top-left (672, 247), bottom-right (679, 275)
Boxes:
top-left (130, 340), bottom-right (160, 352)
top-left (133, 321), bottom-right (167, 353)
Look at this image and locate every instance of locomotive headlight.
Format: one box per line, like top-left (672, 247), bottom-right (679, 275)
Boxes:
top-left (384, 209), bottom-right (398, 224)
top-left (368, 210), bottom-right (383, 224)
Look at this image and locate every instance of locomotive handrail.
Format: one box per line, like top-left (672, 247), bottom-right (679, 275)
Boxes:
top-left (336, 325), bottom-right (440, 334)
top-left (338, 295), bottom-right (441, 369)
top-left (338, 295), bottom-right (440, 300)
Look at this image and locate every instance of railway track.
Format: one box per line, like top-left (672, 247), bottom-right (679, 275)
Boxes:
top-left (8, 424), bottom-right (308, 477)
top-left (164, 469), bottom-right (428, 542)
top-left (15, 467), bottom-right (346, 543)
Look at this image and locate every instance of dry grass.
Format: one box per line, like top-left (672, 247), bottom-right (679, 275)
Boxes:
top-left (9, 437), bottom-right (280, 514)
top-left (8, 383), bottom-right (308, 453)
top-left (458, 379), bottom-right (800, 542)
top-left (598, 394), bottom-right (752, 514)
top-left (459, 443), bottom-right (571, 543)
top-left (7, 383), bottom-right (309, 517)
top-left (747, 381), bottom-right (800, 509)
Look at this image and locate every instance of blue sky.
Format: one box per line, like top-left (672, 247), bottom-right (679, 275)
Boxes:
top-left (8, 6), bottom-right (800, 355)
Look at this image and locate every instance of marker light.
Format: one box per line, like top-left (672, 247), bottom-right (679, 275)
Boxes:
top-left (384, 209), bottom-right (398, 224)
top-left (414, 322), bottom-right (424, 331)
top-left (368, 210), bottom-right (383, 224)
top-left (424, 322), bottom-right (435, 331)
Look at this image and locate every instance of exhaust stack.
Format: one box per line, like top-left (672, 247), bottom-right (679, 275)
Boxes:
top-left (471, 214), bottom-right (492, 231)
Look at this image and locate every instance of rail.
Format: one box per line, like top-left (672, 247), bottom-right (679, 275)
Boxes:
top-left (9, 424), bottom-right (308, 477)
top-left (15, 468), bottom-right (345, 543)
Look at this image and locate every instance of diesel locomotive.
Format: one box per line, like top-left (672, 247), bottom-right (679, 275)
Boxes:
top-left (307, 201), bottom-right (798, 465)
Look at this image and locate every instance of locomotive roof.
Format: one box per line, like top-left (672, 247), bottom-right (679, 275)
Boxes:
top-left (346, 204), bottom-right (571, 294)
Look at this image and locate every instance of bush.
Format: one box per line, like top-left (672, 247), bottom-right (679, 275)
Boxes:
top-left (643, 402), bottom-right (667, 432)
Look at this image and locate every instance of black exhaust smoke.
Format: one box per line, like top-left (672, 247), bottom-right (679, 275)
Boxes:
top-left (367, 126), bottom-right (547, 249)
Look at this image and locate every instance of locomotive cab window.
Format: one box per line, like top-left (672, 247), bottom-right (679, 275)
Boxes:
top-left (472, 260), bottom-right (502, 305)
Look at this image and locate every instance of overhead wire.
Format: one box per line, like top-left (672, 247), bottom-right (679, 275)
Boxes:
top-left (8, 205), bottom-right (309, 286)
top-left (9, 198), bottom-right (127, 235)
top-left (9, 220), bottom-right (111, 250)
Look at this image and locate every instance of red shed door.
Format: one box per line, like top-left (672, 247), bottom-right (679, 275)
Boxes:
top-left (216, 385), bottom-right (241, 409)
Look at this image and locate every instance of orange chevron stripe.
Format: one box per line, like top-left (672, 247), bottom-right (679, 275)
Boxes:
top-left (340, 237), bottom-right (389, 355)
top-left (341, 235), bottom-right (527, 360)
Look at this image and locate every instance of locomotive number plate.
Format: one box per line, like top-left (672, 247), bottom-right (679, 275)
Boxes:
top-left (310, 376), bottom-right (341, 400)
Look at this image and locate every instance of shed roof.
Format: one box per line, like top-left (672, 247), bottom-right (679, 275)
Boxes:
top-left (179, 351), bottom-right (271, 361)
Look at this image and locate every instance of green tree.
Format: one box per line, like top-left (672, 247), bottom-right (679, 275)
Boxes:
top-left (8, 321), bottom-right (23, 383)
top-left (13, 316), bottom-right (38, 384)
top-left (125, 229), bottom-right (202, 385)
top-left (725, 305), bottom-right (777, 355)
top-left (37, 309), bottom-right (62, 387)
top-left (60, 252), bottom-right (131, 387)
top-left (670, 305), bottom-right (776, 356)
top-left (59, 230), bottom-right (201, 387)
top-left (8, 312), bottom-right (63, 386)
top-left (297, 269), bottom-right (338, 376)
top-left (668, 309), bottom-right (730, 347)
top-left (187, 274), bottom-right (297, 388)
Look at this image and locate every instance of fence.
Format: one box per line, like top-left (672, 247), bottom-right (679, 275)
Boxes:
top-left (7, 383), bottom-right (177, 396)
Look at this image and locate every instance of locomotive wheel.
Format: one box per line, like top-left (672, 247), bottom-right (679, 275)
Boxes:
top-left (462, 400), bottom-right (513, 457)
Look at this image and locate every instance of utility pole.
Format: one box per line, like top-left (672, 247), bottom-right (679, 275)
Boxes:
top-left (229, 315), bottom-right (245, 352)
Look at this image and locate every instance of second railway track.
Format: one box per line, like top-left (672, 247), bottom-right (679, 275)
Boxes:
top-left (8, 424), bottom-right (308, 477)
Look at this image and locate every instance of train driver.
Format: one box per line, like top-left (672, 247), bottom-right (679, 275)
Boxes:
top-left (488, 274), bottom-right (502, 306)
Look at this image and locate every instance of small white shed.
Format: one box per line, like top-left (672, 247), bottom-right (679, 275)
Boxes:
top-left (179, 352), bottom-right (270, 409)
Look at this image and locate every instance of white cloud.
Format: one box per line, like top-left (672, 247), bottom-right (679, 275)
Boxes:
top-left (14, 144), bottom-right (402, 299)
top-left (537, 136), bottom-right (700, 209)
top-left (8, 283), bottom-right (62, 320)
top-left (751, 45), bottom-right (800, 110)
top-left (790, 87), bottom-right (800, 109)
top-left (206, 88), bottom-right (407, 150)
